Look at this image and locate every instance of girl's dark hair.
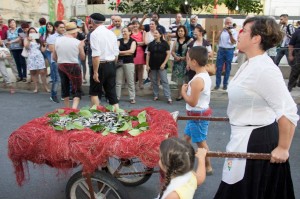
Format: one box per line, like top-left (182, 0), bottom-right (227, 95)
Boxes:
top-left (188, 46), bottom-right (208, 67)
top-left (194, 25), bottom-right (206, 36)
top-left (27, 27), bottom-right (41, 44)
top-left (175, 25), bottom-right (188, 38)
top-left (243, 16), bottom-right (283, 51)
top-left (158, 138), bottom-right (195, 199)
top-left (45, 22), bottom-right (55, 39)
top-left (39, 17), bottom-right (46, 26)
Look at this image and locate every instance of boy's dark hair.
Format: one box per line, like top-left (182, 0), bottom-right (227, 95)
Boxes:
top-left (54, 21), bottom-right (64, 28)
top-left (243, 16), bottom-right (283, 51)
top-left (39, 17), bottom-right (46, 26)
top-left (280, 14), bottom-right (288, 18)
top-left (188, 46), bottom-right (208, 67)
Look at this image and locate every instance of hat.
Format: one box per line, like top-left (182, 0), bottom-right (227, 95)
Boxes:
top-left (65, 22), bottom-right (79, 34)
top-left (90, 13), bottom-right (106, 22)
top-left (190, 15), bottom-right (198, 19)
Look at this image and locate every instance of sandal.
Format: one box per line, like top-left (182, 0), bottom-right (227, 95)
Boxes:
top-left (153, 97), bottom-right (158, 101)
top-left (206, 168), bottom-right (214, 176)
top-left (130, 99), bottom-right (136, 104)
top-left (168, 99), bottom-right (173, 104)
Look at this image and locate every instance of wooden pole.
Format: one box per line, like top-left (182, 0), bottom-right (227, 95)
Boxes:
top-left (177, 115), bottom-right (229, 121)
top-left (207, 151), bottom-right (271, 160)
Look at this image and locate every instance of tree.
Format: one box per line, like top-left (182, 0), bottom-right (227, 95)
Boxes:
top-left (224, 0), bottom-right (263, 14)
top-left (109, 0), bottom-right (223, 14)
top-left (108, 0), bottom-right (263, 15)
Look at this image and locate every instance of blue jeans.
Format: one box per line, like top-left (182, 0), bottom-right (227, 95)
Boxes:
top-left (216, 47), bottom-right (234, 88)
top-left (50, 62), bottom-right (60, 97)
top-left (44, 50), bottom-right (52, 80)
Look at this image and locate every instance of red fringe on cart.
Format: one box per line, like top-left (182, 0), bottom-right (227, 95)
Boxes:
top-left (8, 106), bottom-right (178, 186)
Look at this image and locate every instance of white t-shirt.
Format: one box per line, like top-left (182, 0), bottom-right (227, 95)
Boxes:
top-left (227, 53), bottom-right (299, 126)
top-left (186, 72), bottom-right (211, 111)
top-left (55, 36), bottom-right (80, 64)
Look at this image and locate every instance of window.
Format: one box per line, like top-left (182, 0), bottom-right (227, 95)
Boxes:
top-left (87, 0), bottom-right (104, 4)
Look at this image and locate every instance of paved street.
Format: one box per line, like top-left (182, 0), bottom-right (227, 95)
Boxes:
top-left (0, 89), bottom-right (299, 199)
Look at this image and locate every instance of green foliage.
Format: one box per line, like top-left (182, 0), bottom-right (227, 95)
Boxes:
top-left (109, 0), bottom-right (262, 15)
top-left (109, 0), bottom-right (222, 14)
top-left (224, 0), bottom-right (263, 14)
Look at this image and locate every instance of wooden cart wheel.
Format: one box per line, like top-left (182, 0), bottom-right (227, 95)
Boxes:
top-left (106, 157), bottom-right (154, 186)
top-left (66, 170), bottom-right (129, 199)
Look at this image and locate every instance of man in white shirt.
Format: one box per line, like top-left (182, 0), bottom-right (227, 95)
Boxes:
top-left (214, 17), bottom-right (238, 90)
top-left (89, 13), bottom-right (119, 109)
top-left (47, 21), bottom-right (65, 103)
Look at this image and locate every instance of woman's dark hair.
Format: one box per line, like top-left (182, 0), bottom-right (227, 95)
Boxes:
top-left (243, 16), bottom-right (283, 51)
top-left (45, 22), bottom-right (55, 40)
top-left (27, 27), bottom-right (41, 44)
top-left (39, 17), bottom-right (46, 26)
top-left (158, 138), bottom-right (195, 199)
top-left (175, 25), bottom-right (188, 38)
top-left (188, 46), bottom-right (208, 67)
top-left (21, 22), bottom-right (30, 29)
top-left (8, 19), bottom-right (15, 27)
top-left (150, 19), bottom-right (159, 27)
top-left (194, 25), bottom-right (206, 36)
top-left (155, 28), bottom-right (165, 42)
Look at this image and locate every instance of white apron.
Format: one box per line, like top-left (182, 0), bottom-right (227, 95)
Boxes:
top-left (222, 125), bottom-right (262, 184)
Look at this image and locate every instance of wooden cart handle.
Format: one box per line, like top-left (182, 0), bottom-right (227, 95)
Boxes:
top-left (177, 116), bottom-right (229, 122)
top-left (207, 151), bottom-right (271, 160)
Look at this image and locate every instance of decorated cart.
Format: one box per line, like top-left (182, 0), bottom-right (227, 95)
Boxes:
top-left (8, 106), bottom-right (178, 199)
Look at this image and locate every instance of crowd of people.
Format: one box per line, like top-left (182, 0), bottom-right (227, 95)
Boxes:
top-left (1, 12), bottom-right (300, 199)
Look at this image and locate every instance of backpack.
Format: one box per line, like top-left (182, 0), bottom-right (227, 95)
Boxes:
top-left (286, 24), bottom-right (295, 38)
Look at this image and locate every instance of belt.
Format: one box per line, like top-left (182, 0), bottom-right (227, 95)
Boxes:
top-left (186, 108), bottom-right (212, 117)
top-left (219, 47), bottom-right (234, 50)
top-left (100, 60), bottom-right (114, 64)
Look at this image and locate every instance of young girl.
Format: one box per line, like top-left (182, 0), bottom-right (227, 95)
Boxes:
top-left (181, 46), bottom-right (213, 175)
top-left (157, 137), bottom-right (207, 199)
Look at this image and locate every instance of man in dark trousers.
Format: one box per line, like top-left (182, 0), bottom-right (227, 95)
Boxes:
top-left (89, 13), bottom-right (119, 109)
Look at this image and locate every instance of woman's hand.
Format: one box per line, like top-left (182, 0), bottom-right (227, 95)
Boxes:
top-left (146, 65), bottom-right (150, 71)
top-left (174, 56), bottom-right (181, 61)
top-left (160, 63), bottom-right (166, 70)
top-left (271, 146), bottom-right (289, 163)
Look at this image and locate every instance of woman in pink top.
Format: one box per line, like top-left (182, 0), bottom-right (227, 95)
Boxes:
top-left (131, 20), bottom-right (145, 89)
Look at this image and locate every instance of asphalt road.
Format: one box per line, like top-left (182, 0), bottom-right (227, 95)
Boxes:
top-left (0, 89), bottom-right (299, 199)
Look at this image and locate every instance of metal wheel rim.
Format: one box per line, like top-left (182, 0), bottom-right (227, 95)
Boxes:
top-left (69, 176), bottom-right (122, 199)
top-left (107, 157), bottom-right (149, 183)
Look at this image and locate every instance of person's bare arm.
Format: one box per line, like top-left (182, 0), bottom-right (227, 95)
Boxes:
top-left (119, 41), bottom-right (136, 56)
top-left (78, 40), bottom-right (85, 61)
top-left (271, 116), bottom-right (295, 163)
top-left (288, 45), bottom-right (294, 62)
top-left (195, 148), bottom-right (207, 185)
top-left (181, 78), bottom-right (203, 107)
top-left (160, 50), bottom-right (170, 70)
top-left (92, 56), bottom-right (100, 83)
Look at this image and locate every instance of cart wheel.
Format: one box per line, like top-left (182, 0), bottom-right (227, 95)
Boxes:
top-left (66, 170), bottom-right (129, 199)
top-left (106, 157), bottom-right (153, 187)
